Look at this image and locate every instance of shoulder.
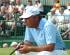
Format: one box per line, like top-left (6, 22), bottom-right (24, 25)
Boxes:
top-left (40, 18), bottom-right (47, 25)
top-left (44, 20), bottom-right (57, 30)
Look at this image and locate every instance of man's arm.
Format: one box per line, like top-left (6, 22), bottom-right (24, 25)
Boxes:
top-left (29, 44), bottom-right (55, 52)
top-left (23, 40), bottom-right (55, 52)
top-left (18, 43), bottom-right (55, 54)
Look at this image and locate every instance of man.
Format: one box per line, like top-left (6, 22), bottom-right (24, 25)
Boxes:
top-left (56, 7), bottom-right (65, 31)
top-left (47, 8), bottom-right (57, 25)
top-left (64, 5), bottom-right (70, 23)
top-left (19, 6), bottom-right (67, 55)
top-left (2, 43), bottom-right (8, 48)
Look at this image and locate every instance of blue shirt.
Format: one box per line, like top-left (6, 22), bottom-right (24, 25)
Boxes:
top-left (24, 18), bottom-right (66, 50)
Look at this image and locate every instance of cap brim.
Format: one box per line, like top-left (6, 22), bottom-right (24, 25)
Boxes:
top-left (19, 12), bottom-right (32, 19)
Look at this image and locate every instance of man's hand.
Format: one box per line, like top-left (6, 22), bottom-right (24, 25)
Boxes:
top-left (18, 44), bottom-right (55, 54)
top-left (18, 45), bottom-right (31, 54)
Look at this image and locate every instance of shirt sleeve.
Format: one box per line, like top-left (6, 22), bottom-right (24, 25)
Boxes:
top-left (44, 24), bottom-right (57, 45)
top-left (24, 27), bottom-right (34, 43)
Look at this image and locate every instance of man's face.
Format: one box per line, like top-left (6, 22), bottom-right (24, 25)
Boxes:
top-left (23, 15), bottom-right (40, 28)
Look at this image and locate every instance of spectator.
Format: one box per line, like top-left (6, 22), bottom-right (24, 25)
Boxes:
top-left (15, 0), bottom-right (24, 14)
top-left (0, 13), bottom-right (15, 36)
top-left (10, 0), bottom-right (15, 4)
top-left (34, 0), bottom-right (44, 14)
top-left (64, 6), bottom-right (70, 23)
top-left (18, 6), bottom-right (67, 55)
top-left (10, 42), bottom-right (22, 55)
top-left (47, 8), bottom-right (57, 25)
top-left (56, 7), bottom-right (65, 23)
top-left (10, 42), bottom-right (18, 48)
top-left (56, 7), bottom-right (66, 31)
top-left (0, 6), bottom-right (6, 16)
top-left (24, 0), bottom-right (33, 13)
top-left (2, 43), bottom-right (8, 48)
top-left (8, 2), bottom-right (15, 14)
top-left (52, 0), bottom-right (61, 14)
top-left (0, 21), bottom-right (8, 36)
top-left (53, 0), bottom-right (61, 10)
top-left (0, 0), bottom-right (23, 37)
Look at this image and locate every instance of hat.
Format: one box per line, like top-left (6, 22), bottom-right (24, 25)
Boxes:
top-left (19, 6), bottom-right (40, 19)
top-left (3, 43), bottom-right (8, 48)
top-left (10, 42), bottom-right (18, 47)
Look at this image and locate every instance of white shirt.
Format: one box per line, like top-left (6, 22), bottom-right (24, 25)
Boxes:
top-left (34, 3), bottom-right (43, 12)
top-left (56, 13), bottom-right (65, 23)
top-left (64, 9), bottom-right (70, 23)
top-left (47, 12), bottom-right (57, 24)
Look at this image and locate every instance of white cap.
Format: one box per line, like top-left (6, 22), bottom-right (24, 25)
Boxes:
top-left (3, 43), bottom-right (8, 48)
top-left (19, 6), bottom-right (40, 19)
top-left (10, 42), bottom-right (18, 47)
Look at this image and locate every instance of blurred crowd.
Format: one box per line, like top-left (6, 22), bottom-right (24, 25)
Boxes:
top-left (46, 1), bottom-right (70, 40)
top-left (0, 0), bottom-right (43, 37)
top-left (0, 0), bottom-right (70, 40)
top-left (0, 0), bottom-right (24, 37)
